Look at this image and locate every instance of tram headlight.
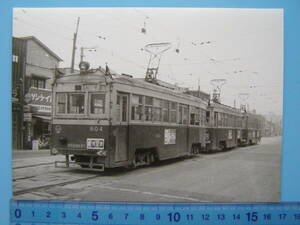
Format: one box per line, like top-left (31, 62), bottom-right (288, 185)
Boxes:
top-left (51, 147), bottom-right (58, 155)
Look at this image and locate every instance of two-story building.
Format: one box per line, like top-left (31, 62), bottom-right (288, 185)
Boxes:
top-left (12, 36), bottom-right (62, 149)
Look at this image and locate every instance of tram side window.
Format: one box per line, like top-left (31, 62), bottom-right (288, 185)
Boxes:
top-left (190, 107), bottom-right (197, 125)
top-left (179, 105), bottom-right (188, 125)
top-left (145, 96), bottom-right (153, 121)
top-left (195, 108), bottom-right (200, 126)
top-left (218, 112), bottom-right (223, 126)
top-left (131, 94), bottom-right (143, 120)
top-left (214, 112), bottom-right (218, 127)
top-left (178, 105), bottom-right (183, 124)
top-left (170, 102), bottom-right (177, 123)
top-left (90, 94), bottom-right (105, 114)
top-left (200, 109), bottom-right (205, 126)
top-left (196, 108), bottom-right (202, 126)
top-left (68, 94), bottom-right (85, 114)
top-left (206, 111), bottom-right (210, 124)
top-left (218, 113), bottom-right (221, 126)
top-left (162, 100), bottom-right (169, 122)
top-left (57, 93), bottom-right (66, 113)
top-left (190, 113), bottom-right (195, 125)
top-left (153, 98), bottom-right (162, 122)
top-left (227, 114), bottom-right (230, 127)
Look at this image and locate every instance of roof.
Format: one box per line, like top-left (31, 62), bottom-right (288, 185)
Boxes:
top-left (210, 101), bottom-right (242, 115)
top-left (18, 36), bottom-right (63, 61)
top-left (56, 68), bottom-right (208, 106)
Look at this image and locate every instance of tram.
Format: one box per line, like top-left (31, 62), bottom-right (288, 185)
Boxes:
top-left (206, 102), bottom-right (244, 151)
top-left (51, 62), bottom-right (264, 170)
top-left (205, 102), bottom-right (263, 151)
top-left (51, 62), bottom-right (210, 171)
top-left (240, 112), bottom-right (264, 146)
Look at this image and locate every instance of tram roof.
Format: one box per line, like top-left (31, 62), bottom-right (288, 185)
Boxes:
top-left (209, 101), bottom-right (242, 115)
top-left (56, 68), bottom-right (210, 105)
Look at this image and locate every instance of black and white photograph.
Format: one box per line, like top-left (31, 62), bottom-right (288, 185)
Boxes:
top-left (12, 8), bottom-right (283, 202)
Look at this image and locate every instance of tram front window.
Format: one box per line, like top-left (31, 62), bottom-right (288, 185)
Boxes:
top-left (90, 94), bottom-right (105, 114)
top-left (67, 94), bottom-right (85, 114)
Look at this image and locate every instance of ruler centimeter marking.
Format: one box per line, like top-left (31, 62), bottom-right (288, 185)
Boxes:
top-left (10, 200), bottom-right (300, 225)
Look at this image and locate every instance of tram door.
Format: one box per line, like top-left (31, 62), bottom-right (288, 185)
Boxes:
top-left (115, 93), bottom-right (129, 162)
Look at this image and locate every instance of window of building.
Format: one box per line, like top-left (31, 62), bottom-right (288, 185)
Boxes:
top-left (145, 96), bottom-right (153, 121)
top-left (67, 94), bottom-right (85, 114)
top-left (31, 77), bottom-right (46, 89)
top-left (56, 93), bottom-right (66, 113)
top-left (131, 94), bottom-right (143, 120)
top-left (90, 94), bottom-right (105, 114)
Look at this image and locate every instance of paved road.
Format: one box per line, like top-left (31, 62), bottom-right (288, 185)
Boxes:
top-left (13, 136), bottom-right (281, 202)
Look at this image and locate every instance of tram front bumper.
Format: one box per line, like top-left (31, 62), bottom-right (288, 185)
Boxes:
top-left (55, 160), bottom-right (105, 171)
top-left (55, 148), bottom-right (105, 156)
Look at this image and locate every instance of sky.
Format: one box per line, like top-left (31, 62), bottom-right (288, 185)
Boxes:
top-left (13, 8), bottom-right (283, 115)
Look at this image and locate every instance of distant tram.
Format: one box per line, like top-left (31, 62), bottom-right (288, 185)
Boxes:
top-left (51, 63), bottom-right (264, 171)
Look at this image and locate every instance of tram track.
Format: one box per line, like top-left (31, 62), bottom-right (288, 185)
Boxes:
top-left (14, 173), bottom-right (102, 196)
top-left (13, 162), bottom-right (54, 170)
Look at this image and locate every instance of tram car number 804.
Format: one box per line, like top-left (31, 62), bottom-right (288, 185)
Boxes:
top-left (52, 64), bottom-right (264, 171)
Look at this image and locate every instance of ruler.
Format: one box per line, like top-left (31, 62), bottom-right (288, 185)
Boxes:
top-left (11, 200), bottom-right (300, 225)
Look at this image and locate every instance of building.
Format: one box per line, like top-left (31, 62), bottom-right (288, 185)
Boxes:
top-left (261, 113), bottom-right (282, 137)
top-left (12, 36), bottom-right (62, 149)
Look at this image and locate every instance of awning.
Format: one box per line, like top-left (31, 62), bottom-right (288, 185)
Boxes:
top-left (32, 115), bottom-right (51, 121)
top-left (29, 73), bottom-right (51, 79)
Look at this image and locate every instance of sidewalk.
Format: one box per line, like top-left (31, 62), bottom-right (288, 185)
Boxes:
top-left (14, 149), bottom-right (50, 153)
top-left (13, 149), bottom-right (64, 168)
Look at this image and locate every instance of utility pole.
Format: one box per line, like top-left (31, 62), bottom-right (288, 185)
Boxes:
top-left (197, 77), bottom-right (200, 97)
top-left (71, 17), bottom-right (80, 73)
